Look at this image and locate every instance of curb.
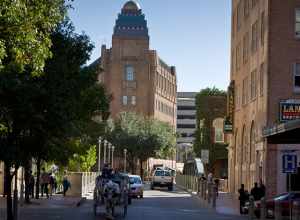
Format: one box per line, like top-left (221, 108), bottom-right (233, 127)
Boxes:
top-left (76, 197), bottom-right (87, 207)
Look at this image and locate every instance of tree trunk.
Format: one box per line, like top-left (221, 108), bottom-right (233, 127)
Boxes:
top-left (4, 163), bottom-right (13, 220)
top-left (24, 162), bottom-right (30, 203)
top-left (35, 157), bottom-right (41, 199)
top-left (139, 160), bottom-right (144, 181)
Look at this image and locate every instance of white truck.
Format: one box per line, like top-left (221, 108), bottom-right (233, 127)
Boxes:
top-left (151, 169), bottom-right (174, 191)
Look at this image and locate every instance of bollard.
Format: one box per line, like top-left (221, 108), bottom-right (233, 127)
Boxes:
top-left (248, 196), bottom-right (255, 220)
top-left (274, 200), bottom-right (282, 220)
top-left (204, 181), bottom-right (207, 200)
top-left (212, 183), bottom-right (217, 208)
top-left (260, 197), bottom-right (267, 220)
top-left (207, 183), bottom-right (212, 204)
top-left (293, 201), bottom-right (300, 220)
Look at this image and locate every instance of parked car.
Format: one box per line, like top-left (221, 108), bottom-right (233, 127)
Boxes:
top-left (254, 192), bottom-right (300, 219)
top-left (151, 169), bottom-right (174, 191)
top-left (129, 175), bottom-right (144, 198)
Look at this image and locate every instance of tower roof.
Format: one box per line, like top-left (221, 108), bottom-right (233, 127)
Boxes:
top-left (123, 1), bottom-right (141, 11)
top-left (113, 1), bottom-right (148, 38)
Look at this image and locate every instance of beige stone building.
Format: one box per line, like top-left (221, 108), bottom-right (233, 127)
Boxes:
top-left (228, 0), bottom-right (300, 197)
top-left (98, 1), bottom-right (177, 128)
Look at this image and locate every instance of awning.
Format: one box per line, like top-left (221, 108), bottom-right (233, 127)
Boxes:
top-left (263, 120), bottom-right (300, 144)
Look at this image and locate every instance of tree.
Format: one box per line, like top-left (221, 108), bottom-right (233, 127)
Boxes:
top-left (0, 19), bottom-right (111, 219)
top-left (68, 144), bottom-right (97, 172)
top-left (194, 87), bottom-right (228, 174)
top-left (0, 0), bottom-right (68, 75)
top-left (106, 112), bottom-right (176, 178)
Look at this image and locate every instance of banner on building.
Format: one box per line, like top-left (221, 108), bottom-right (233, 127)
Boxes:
top-left (224, 81), bottom-right (234, 133)
top-left (279, 100), bottom-right (300, 122)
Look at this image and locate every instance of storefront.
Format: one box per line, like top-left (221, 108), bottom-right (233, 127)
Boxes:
top-left (263, 120), bottom-right (300, 195)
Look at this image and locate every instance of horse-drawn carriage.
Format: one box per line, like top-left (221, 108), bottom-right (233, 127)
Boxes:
top-left (93, 172), bottom-right (131, 219)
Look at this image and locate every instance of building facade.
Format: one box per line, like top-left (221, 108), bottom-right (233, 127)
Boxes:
top-left (176, 92), bottom-right (197, 162)
top-left (99, 1), bottom-right (177, 128)
top-left (228, 0), bottom-right (300, 196)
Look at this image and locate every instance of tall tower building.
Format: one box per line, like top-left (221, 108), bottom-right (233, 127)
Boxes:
top-left (99, 1), bottom-right (177, 128)
top-left (228, 0), bottom-right (300, 196)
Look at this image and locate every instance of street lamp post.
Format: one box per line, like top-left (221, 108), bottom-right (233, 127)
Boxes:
top-left (98, 137), bottom-right (102, 172)
top-left (108, 143), bottom-right (112, 165)
top-left (111, 146), bottom-right (115, 169)
top-left (103, 140), bottom-right (107, 164)
top-left (124, 149), bottom-right (127, 172)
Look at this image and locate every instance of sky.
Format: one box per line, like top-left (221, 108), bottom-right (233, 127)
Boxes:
top-left (68, 0), bottom-right (231, 92)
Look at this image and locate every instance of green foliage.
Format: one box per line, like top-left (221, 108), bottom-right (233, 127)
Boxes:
top-left (194, 87), bottom-right (228, 170)
top-left (0, 0), bottom-right (69, 75)
top-left (106, 112), bottom-right (176, 168)
top-left (0, 19), bottom-right (111, 169)
top-left (68, 145), bottom-right (97, 172)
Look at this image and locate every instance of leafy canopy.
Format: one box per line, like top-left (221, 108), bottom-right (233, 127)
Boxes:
top-left (0, 0), bottom-right (68, 75)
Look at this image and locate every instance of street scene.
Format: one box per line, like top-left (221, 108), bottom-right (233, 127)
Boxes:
top-left (1, 0), bottom-right (300, 220)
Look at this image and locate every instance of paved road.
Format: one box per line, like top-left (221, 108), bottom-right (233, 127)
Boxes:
top-left (19, 186), bottom-right (246, 220)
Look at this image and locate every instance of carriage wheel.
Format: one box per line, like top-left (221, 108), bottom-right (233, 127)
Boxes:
top-left (123, 205), bottom-right (127, 218)
top-left (112, 206), bottom-right (115, 217)
top-left (93, 204), bottom-right (97, 216)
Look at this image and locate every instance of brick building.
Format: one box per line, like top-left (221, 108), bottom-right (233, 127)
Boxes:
top-left (98, 1), bottom-right (177, 128)
top-left (228, 0), bottom-right (300, 197)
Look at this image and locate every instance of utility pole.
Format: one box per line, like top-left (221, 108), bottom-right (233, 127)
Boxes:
top-left (124, 149), bottom-right (127, 172)
top-left (111, 146), bottom-right (115, 169)
top-left (98, 137), bottom-right (102, 172)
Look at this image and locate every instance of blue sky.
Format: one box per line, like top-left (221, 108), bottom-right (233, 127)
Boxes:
top-left (68, 0), bottom-right (231, 92)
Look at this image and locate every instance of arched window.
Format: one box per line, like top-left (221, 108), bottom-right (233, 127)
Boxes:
top-left (213, 118), bottom-right (224, 143)
top-left (125, 65), bottom-right (134, 81)
top-left (250, 122), bottom-right (256, 164)
top-left (241, 125), bottom-right (247, 164)
top-left (234, 129), bottom-right (239, 165)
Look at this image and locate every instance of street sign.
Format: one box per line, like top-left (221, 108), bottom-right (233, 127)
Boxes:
top-left (282, 154), bottom-right (298, 173)
top-left (201, 150), bottom-right (209, 164)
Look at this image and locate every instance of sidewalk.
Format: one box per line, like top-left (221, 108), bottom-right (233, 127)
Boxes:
top-left (215, 192), bottom-right (240, 216)
top-left (22, 194), bottom-right (84, 209)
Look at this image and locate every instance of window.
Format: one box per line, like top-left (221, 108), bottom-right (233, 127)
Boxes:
top-left (131, 96), bottom-right (136, 105)
top-left (213, 118), bottom-right (224, 143)
top-left (125, 65), bottom-right (134, 81)
top-left (294, 63), bottom-right (300, 92)
top-left (237, 1), bottom-right (243, 30)
top-left (251, 0), bottom-right (258, 8)
top-left (122, 96), bottom-right (128, 105)
top-left (236, 42), bottom-right (242, 71)
top-left (242, 77), bottom-right (248, 105)
top-left (260, 63), bottom-right (265, 96)
top-left (250, 69), bottom-right (257, 100)
top-left (177, 106), bottom-right (196, 111)
top-left (231, 49), bottom-right (235, 75)
top-left (244, 0), bottom-right (250, 19)
top-left (177, 115), bottom-right (196, 120)
top-left (177, 124), bottom-right (196, 129)
top-left (251, 20), bottom-right (259, 53)
top-left (296, 9), bottom-right (300, 38)
top-left (261, 11), bottom-right (265, 46)
top-left (243, 32), bottom-right (249, 64)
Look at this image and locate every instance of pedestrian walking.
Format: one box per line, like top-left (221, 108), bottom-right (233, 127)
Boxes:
top-left (49, 173), bottom-right (55, 197)
top-left (259, 179), bottom-right (266, 199)
top-left (40, 168), bottom-right (50, 198)
top-left (238, 184), bottom-right (247, 214)
top-left (62, 176), bottom-right (71, 197)
top-left (250, 182), bottom-right (261, 201)
top-left (28, 170), bottom-right (35, 198)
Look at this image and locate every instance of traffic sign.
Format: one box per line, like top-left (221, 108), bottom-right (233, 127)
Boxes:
top-left (282, 154), bottom-right (297, 173)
